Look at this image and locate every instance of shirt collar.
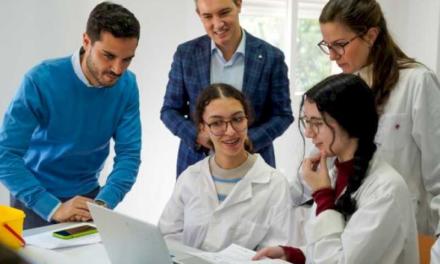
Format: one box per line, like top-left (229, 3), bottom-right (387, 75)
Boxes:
top-left (210, 28), bottom-right (246, 58)
top-left (71, 47), bottom-right (102, 88)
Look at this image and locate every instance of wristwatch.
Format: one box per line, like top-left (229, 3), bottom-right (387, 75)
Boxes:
top-left (94, 200), bottom-right (107, 208)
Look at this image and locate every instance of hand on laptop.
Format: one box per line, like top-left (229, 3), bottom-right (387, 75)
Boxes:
top-left (52, 196), bottom-right (94, 222)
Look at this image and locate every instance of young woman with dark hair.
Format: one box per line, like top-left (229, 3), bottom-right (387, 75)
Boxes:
top-left (159, 83), bottom-right (297, 251)
top-left (318, 0), bottom-right (440, 235)
top-left (253, 74), bottom-right (418, 263)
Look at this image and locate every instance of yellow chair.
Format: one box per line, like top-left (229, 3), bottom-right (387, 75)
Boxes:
top-left (419, 234), bottom-right (436, 264)
top-left (0, 205), bottom-right (26, 250)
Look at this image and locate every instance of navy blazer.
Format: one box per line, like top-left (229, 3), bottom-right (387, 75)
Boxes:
top-left (161, 31), bottom-right (294, 176)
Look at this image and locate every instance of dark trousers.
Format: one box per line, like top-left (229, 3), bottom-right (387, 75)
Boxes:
top-left (10, 187), bottom-right (99, 230)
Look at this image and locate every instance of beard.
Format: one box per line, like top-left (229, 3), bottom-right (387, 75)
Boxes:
top-left (85, 54), bottom-right (120, 87)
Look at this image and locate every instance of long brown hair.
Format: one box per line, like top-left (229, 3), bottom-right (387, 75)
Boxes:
top-left (319, 0), bottom-right (417, 113)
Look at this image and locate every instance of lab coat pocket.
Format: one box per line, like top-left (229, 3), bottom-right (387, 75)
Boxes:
top-left (182, 209), bottom-right (210, 248)
top-left (233, 220), bottom-right (270, 249)
top-left (375, 113), bottom-right (411, 151)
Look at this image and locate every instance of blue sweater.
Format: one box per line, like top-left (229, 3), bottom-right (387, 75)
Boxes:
top-left (0, 56), bottom-right (141, 220)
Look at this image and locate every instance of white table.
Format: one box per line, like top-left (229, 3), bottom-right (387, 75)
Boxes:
top-left (19, 223), bottom-right (201, 264)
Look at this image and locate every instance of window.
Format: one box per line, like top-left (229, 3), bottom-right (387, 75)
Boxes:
top-left (241, 0), bottom-right (338, 94)
top-left (240, 0), bottom-right (336, 180)
top-left (240, 0), bottom-right (288, 52)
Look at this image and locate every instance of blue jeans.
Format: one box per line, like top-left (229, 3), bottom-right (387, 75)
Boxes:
top-left (10, 187), bottom-right (99, 230)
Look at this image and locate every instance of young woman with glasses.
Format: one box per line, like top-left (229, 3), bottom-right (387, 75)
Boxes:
top-left (253, 74), bottom-right (418, 264)
top-left (159, 83), bottom-right (297, 251)
top-left (317, 0), bottom-right (440, 236)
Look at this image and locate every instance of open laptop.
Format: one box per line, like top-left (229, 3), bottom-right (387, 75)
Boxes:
top-left (88, 203), bottom-right (211, 264)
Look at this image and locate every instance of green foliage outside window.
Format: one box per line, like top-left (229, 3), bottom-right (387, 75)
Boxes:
top-left (241, 14), bottom-right (332, 94)
top-left (241, 16), bottom-right (286, 51)
top-left (294, 18), bottom-right (332, 93)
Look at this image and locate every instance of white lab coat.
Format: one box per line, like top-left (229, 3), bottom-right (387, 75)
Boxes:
top-left (366, 65), bottom-right (440, 235)
top-left (431, 238), bottom-right (440, 264)
top-left (158, 154), bottom-right (296, 252)
top-left (303, 155), bottom-right (419, 264)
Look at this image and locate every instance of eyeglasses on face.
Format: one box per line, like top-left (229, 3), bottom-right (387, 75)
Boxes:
top-left (299, 116), bottom-right (324, 134)
top-left (205, 115), bottom-right (248, 136)
top-left (317, 33), bottom-right (363, 57)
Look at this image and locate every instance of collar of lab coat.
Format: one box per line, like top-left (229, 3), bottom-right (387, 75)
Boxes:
top-left (352, 153), bottom-right (387, 196)
top-left (200, 154), bottom-right (272, 211)
top-left (329, 153), bottom-right (382, 200)
top-left (356, 63), bottom-right (374, 87)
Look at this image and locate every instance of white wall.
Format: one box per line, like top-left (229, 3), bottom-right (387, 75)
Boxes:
top-left (435, 1), bottom-right (440, 77)
top-left (0, 0), bottom-right (203, 223)
top-left (112, 1), bottom-right (204, 222)
top-left (379, 0), bottom-right (440, 74)
top-left (0, 0), bottom-right (439, 224)
top-left (0, 0), bottom-right (94, 209)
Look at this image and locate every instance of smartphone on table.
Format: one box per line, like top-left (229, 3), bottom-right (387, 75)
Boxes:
top-left (52, 224), bottom-right (98, 240)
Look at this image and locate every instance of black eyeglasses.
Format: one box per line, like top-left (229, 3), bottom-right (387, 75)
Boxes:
top-left (317, 34), bottom-right (363, 57)
top-left (299, 116), bottom-right (324, 134)
top-left (205, 116), bottom-right (248, 136)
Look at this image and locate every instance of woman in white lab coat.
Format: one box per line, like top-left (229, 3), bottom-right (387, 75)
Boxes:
top-left (316, 0), bottom-right (440, 236)
top-left (431, 238), bottom-right (440, 264)
top-left (254, 74), bottom-right (418, 263)
top-left (158, 83), bottom-right (295, 252)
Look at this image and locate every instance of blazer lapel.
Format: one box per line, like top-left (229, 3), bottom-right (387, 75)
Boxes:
top-left (195, 36), bottom-right (211, 89)
top-left (243, 31), bottom-right (265, 96)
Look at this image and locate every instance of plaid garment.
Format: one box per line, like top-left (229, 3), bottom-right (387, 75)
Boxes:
top-left (160, 31), bottom-right (294, 177)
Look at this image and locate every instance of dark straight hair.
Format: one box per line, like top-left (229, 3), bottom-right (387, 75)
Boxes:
top-left (300, 73), bottom-right (378, 219)
top-left (86, 1), bottom-right (140, 43)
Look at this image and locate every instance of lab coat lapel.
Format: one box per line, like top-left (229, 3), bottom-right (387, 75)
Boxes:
top-left (216, 156), bottom-right (270, 212)
top-left (200, 158), bottom-right (221, 208)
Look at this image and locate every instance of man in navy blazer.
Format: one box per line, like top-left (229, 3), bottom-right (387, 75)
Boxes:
top-left (161, 0), bottom-right (293, 176)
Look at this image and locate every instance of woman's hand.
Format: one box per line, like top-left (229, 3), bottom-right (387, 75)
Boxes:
top-left (252, 246), bottom-right (286, 260)
top-left (303, 152), bottom-right (331, 193)
top-left (196, 130), bottom-right (211, 149)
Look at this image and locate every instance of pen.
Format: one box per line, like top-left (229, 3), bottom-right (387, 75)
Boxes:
top-left (3, 223), bottom-right (26, 247)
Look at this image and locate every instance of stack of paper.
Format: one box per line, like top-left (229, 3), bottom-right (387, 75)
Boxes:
top-left (194, 244), bottom-right (291, 264)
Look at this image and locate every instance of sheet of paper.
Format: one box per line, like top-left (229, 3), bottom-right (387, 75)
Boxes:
top-left (25, 223), bottom-right (101, 250)
top-left (194, 244), bottom-right (291, 264)
top-left (19, 245), bottom-right (77, 264)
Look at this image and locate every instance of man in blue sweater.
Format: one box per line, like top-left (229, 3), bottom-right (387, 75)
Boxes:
top-left (0, 2), bottom-right (142, 229)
